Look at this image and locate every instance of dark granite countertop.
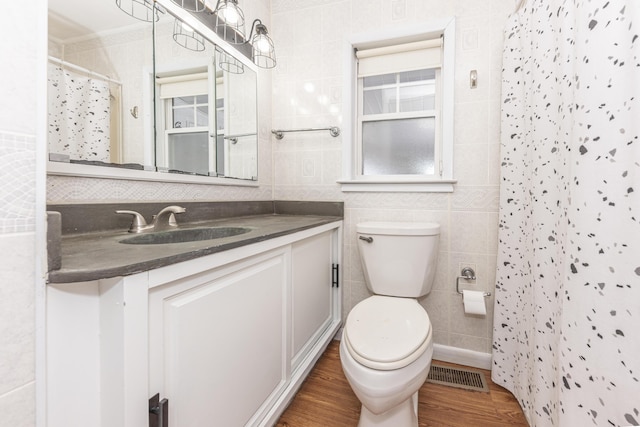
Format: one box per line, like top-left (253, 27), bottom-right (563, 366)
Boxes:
top-left (48, 214), bottom-right (342, 283)
top-left (46, 201), bottom-right (343, 284)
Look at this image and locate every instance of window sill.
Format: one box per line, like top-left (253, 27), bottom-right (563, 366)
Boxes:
top-left (337, 178), bottom-right (456, 193)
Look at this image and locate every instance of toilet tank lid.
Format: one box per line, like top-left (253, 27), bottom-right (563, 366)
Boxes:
top-left (357, 222), bottom-right (440, 236)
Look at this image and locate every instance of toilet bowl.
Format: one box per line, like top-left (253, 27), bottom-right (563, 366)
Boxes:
top-left (340, 222), bottom-right (440, 427)
top-left (340, 296), bottom-right (433, 427)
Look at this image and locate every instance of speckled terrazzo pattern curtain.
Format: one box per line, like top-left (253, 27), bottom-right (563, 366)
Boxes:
top-left (492, 1), bottom-right (640, 426)
top-left (48, 64), bottom-right (111, 162)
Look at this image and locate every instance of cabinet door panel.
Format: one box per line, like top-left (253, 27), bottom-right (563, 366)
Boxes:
top-left (291, 232), bottom-right (332, 365)
top-left (162, 254), bottom-right (286, 426)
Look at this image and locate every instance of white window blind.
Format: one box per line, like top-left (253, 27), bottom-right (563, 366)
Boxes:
top-left (157, 72), bottom-right (209, 99)
top-left (356, 38), bottom-right (442, 77)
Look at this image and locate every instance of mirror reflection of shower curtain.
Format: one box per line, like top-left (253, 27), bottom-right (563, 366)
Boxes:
top-left (47, 64), bottom-right (112, 162)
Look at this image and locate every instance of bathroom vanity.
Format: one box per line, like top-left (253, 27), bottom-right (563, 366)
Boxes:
top-left (46, 202), bottom-right (343, 427)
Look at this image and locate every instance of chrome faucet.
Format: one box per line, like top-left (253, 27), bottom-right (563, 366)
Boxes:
top-left (151, 205), bottom-right (186, 231)
top-left (116, 205), bottom-right (186, 233)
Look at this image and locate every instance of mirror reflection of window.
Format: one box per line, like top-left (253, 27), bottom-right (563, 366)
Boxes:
top-left (157, 70), bottom-right (215, 176)
top-left (168, 95), bottom-right (210, 175)
top-left (171, 95), bottom-right (209, 128)
top-left (167, 131), bottom-right (209, 175)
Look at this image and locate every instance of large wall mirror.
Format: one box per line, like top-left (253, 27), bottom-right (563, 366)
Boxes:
top-left (47, 0), bottom-right (258, 183)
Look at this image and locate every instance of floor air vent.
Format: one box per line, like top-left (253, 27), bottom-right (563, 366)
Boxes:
top-left (427, 364), bottom-right (489, 392)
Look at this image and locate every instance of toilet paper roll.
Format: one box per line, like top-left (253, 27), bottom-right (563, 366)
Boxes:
top-left (462, 290), bottom-right (486, 316)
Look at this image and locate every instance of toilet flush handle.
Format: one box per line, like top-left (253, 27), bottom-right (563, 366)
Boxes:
top-left (359, 236), bottom-right (373, 243)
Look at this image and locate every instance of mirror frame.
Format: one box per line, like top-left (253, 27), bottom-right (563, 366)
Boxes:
top-left (46, 0), bottom-right (260, 187)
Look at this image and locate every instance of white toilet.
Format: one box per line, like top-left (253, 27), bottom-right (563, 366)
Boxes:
top-left (340, 221), bottom-right (440, 427)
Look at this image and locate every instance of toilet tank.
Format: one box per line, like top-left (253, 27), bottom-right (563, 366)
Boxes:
top-left (356, 222), bottom-right (440, 298)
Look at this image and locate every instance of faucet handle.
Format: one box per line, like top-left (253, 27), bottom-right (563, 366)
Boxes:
top-left (116, 210), bottom-right (148, 233)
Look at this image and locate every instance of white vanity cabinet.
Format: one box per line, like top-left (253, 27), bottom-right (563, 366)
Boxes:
top-left (46, 221), bottom-right (342, 427)
top-left (148, 248), bottom-right (289, 427)
top-left (291, 231), bottom-right (335, 371)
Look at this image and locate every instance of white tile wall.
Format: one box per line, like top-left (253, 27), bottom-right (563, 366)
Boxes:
top-left (0, 383), bottom-right (36, 427)
top-left (272, 0), bottom-right (518, 354)
top-left (0, 0), bottom-right (42, 424)
top-left (0, 235), bottom-right (36, 396)
top-left (0, 5), bottom-right (38, 136)
top-left (0, 134), bottom-right (36, 233)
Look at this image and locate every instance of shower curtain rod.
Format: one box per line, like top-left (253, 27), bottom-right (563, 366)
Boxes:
top-left (48, 56), bottom-right (123, 85)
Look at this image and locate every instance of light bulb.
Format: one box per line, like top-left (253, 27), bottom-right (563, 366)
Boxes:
top-left (254, 35), bottom-right (271, 53)
top-left (221, 6), bottom-right (239, 24)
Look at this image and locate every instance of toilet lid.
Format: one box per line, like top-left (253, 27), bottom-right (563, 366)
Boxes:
top-left (345, 296), bottom-right (430, 368)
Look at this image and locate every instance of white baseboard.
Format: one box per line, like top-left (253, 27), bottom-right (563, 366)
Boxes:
top-left (334, 328), bottom-right (492, 371)
top-left (333, 327), bottom-right (343, 340)
top-left (433, 344), bottom-right (492, 370)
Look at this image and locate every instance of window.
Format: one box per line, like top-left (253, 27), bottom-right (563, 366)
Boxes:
top-left (340, 19), bottom-right (456, 192)
top-left (359, 65), bottom-right (439, 176)
top-left (156, 70), bottom-right (216, 176)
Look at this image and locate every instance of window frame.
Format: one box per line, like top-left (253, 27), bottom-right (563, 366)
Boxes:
top-left (339, 18), bottom-right (457, 193)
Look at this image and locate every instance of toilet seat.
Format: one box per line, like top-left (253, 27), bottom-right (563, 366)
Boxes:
top-left (343, 296), bottom-right (431, 371)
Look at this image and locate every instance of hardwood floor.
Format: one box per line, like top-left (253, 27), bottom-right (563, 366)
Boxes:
top-left (276, 340), bottom-right (529, 427)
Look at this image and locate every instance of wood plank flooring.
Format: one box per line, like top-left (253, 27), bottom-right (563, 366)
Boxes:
top-left (276, 340), bottom-right (529, 427)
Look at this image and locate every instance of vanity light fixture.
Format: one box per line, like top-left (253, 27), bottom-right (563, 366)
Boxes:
top-left (217, 48), bottom-right (245, 74)
top-left (247, 19), bottom-right (276, 69)
top-left (173, 19), bottom-right (206, 51)
top-left (116, 0), bottom-right (159, 22)
top-left (213, 0), bottom-right (246, 45)
top-left (167, 0), bottom-right (276, 69)
top-left (170, 0), bottom-right (207, 12)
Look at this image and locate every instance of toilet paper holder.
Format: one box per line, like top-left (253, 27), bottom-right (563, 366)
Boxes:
top-left (456, 267), bottom-right (491, 297)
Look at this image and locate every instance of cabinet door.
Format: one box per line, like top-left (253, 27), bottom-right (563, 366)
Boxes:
top-left (149, 250), bottom-right (287, 427)
top-left (291, 231), bottom-right (334, 369)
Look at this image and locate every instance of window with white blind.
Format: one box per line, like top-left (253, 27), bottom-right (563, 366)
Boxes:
top-left (357, 39), bottom-right (441, 177)
top-left (340, 19), bottom-right (456, 192)
top-left (156, 71), bottom-right (215, 176)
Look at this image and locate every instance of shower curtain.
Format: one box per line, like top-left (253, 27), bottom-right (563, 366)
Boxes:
top-left (47, 63), bottom-right (111, 162)
top-left (492, 0), bottom-right (640, 426)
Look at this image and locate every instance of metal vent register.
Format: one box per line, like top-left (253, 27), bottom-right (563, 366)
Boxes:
top-left (426, 364), bottom-right (489, 392)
